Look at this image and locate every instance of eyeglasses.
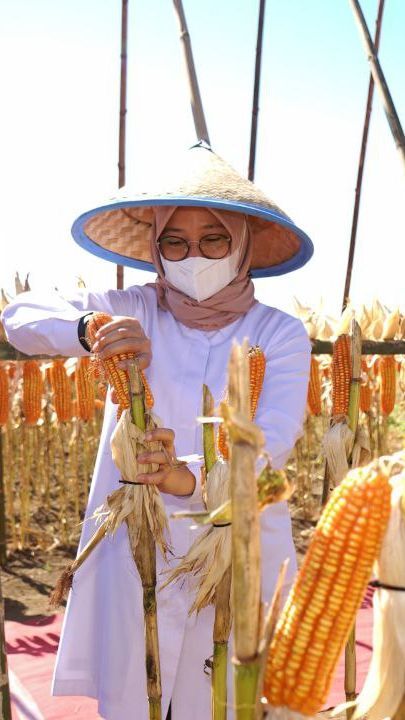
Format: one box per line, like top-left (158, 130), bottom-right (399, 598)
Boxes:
top-left (157, 234), bottom-right (231, 261)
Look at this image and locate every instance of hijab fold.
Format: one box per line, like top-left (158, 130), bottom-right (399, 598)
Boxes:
top-left (147, 206), bottom-right (256, 331)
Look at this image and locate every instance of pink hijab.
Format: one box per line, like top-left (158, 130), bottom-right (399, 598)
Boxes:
top-left (148, 206), bottom-right (256, 330)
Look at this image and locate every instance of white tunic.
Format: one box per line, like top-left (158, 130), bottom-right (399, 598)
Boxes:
top-left (2, 285), bottom-right (311, 720)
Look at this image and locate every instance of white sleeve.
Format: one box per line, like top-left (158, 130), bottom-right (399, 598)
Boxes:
top-left (1, 287), bottom-right (148, 357)
top-left (255, 317), bottom-right (311, 470)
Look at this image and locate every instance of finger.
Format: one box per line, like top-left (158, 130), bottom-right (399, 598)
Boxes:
top-left (136, 469), bottom-right (167, 485)
top-left (96, 338), bottom-right (151, 360)
top-left (95, 326), bottom-right (146, 349)
top-left (144, 428), bottom-right (175, 448)
top-left (137, 450), bottom-right (171, 466)
top-left (94, 317), bottom-right (143, 338)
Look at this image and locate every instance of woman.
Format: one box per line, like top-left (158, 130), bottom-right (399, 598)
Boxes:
top-left (3, 144), bottom-right (313, 719)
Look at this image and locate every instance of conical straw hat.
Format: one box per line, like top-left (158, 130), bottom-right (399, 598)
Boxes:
top-left (72, 143), bottom-right (313, 277)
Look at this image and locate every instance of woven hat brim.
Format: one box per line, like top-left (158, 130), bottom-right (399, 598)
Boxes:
top-left (72, 196), bottom-right (313, 278)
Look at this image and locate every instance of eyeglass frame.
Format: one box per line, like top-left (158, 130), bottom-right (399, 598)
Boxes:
top-left (157, 233), bottom-right (232, 261)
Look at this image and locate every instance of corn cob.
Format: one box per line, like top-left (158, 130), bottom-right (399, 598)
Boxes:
top-left (307, 356), bottom-right (322, 416)
top-left (218, 345), bottom-right (266, 459)
top-left (331, 333), bottom-right (351, 417)
top-left (75, 357), bottom-right (95, 421)
top-left (359, 358), bottom-right (372, 413)
top-left (49, 359), bottom-right (72, 423)
top-left (379, 355), bottom-right (396, 416)
top-left (86, 312), bottom-right (154, 411)
top-left (22, 360), bottom-right (43, 425)
top-left (0, 365), bottom-right (9, 426)
top-left (263, 461), bottom-right (392, 715)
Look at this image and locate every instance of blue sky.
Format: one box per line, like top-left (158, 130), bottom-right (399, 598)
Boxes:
top-left (1, 0), bottom-right (404, 317)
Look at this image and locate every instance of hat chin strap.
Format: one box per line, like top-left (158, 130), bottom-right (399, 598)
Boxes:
top-left (161, 252), bottom-right (239, 302)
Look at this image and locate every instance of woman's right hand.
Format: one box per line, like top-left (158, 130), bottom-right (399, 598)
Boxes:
top-left (91, 316), bottom-right (152, 370)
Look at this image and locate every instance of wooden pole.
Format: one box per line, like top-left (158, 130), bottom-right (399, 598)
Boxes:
top-left (172, 0), bottom-right (211, 145)
top-left (342, 0), bottom-right (385, 311)
top-left (0, 432), bottom-right (7, 567)
top-left (344, 320), bottom-right (362, 718)
top-left (248, 0), bottom-right (266, 182)
top-left (348, 0), bottom-right (405, 167)
top-left (0, 568), bottom-right (12, 720)
top-left (117, 0), bottom-right (128, 291)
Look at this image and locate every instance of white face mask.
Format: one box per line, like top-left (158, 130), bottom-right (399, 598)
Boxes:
top-left (161, 251), bottom-right (240, 302)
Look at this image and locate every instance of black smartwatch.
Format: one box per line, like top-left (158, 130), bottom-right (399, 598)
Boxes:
top-left (77, 313), bottom-right (94, 352)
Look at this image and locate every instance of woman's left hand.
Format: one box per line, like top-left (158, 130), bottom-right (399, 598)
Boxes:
top-left (136, 427), bottom-right (196, 496)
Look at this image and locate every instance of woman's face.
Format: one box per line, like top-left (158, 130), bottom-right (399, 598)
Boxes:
top-left (158, 207), bottom-right (231, 261)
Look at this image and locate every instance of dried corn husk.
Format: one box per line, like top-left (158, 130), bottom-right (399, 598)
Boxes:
top-left (103, 408), bottom-right (169, 557)
top-left (322, 423), bottom-right (371, 488)
top-left (163, 459), bottom-right (231, 613)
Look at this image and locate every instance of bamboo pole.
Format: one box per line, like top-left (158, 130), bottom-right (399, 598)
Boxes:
top-left (3, 338), bottom-right (405, 361)
top-left (348, 0), bottom-right (405, 168)
top-left (172, 0), bottom-right (210, 144)
top-left (344, 320), bottom-right (362, 718)
top-left (248, 0), bottom-right (266, 182)
top-left (342, 0), bottom-right (385, 311)
top-left (127, 362), bottom-right (162, 720)
top-left (116, 0), bottom-right (128, 291)
top-left (228, 342), bottom-right (263, 719)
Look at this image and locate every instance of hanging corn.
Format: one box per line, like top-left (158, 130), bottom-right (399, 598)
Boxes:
top-left (379, 355), bottom-right (396, 416)
top-left (307, 356), bottom-right (322, 416)
top-left (331, 333), bottom-right (351, 418)
top-left (22, 360), bottom-right (44, 425)
top-left (75, 357), bottom-right (95, 421)
top-left (218, 345), bottom-right (266, 459)
top-left (49, 359), bottom-right (72, 423)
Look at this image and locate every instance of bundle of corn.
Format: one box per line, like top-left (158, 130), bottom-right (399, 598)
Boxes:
top-left (22, 360), bottom-right (43, 425)
top-left (218, 345), bottom-right (265, 459)
top-left (322, 322), bottom-right (370, 495)
top-left (352, 452), bottom-right (405, 720)
top-left (50, 312), bottom-right (168, 719)
top-left (262, 457), bottom-right (392, 717)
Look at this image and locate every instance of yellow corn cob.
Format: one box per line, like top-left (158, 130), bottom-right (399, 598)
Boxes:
top-left (264, 461), bottom-right (392, 715)
top-left (249, 345), bottom-right (266, 419)
top-left (359, 357), bottom-right (372, 413)
top-left (379, 355), bottom-right (396, 416)
top-left (86, 312), bottom-right (154, 412)
top-left (22, 360), bottom-right (44, 425)
top-left (49, 359), bottom-right (73, 423)
top-left (0, 364), bottom-right (9, 426)
top-left (218, 345), bottom-right (266, 459)
top-left (307, 356), bottom-right (322, 416)
top-left (75, 357), bottom-right (95, 421)
top-left (331, 333), bottom-right (351, 417)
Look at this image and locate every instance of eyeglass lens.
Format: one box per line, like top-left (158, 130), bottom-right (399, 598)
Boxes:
top-left (159, 235), bottom-right (231, 261)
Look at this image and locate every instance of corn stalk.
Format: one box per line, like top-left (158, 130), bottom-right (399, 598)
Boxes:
top-left (127, 362), bottom-right (162, 720)
top-left (226, 342), bottom-right (264, 719)
top-left (203, 385), bottom-right (232, 720)
top-left (345, 319), bottom-right (362, 718)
